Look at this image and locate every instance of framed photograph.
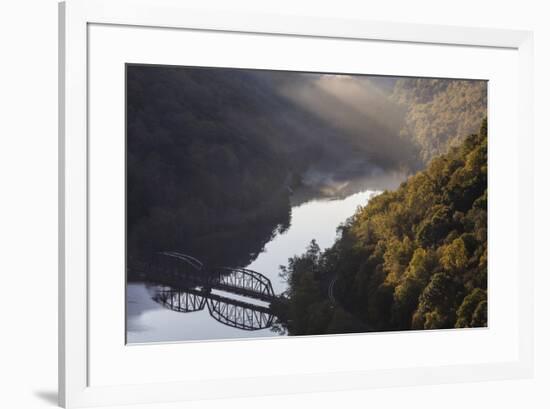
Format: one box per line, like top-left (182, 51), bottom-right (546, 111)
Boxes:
top-left (59, 0), bottom-right (534, 407)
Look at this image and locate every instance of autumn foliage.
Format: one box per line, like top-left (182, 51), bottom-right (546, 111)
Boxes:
top-left (276, 120), bottom-right (488, 334)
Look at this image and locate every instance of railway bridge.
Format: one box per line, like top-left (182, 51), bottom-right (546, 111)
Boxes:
top-left (146, 251), bottom-right (277, 331)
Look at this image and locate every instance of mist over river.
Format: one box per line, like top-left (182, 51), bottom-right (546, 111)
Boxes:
top-left (125, 65), bottom-right (488, 341)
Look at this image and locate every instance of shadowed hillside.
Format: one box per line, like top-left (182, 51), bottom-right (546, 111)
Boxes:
top-left (126, 65), bottom-right (487, 275)
top-left (126, 66), bottom-right (420, 268)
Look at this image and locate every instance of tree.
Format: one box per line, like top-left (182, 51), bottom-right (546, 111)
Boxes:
top-left (456, 288), bottom-right (487, 328)
top-left (440, 238), bottom-right (468, 272)
top-left (278, 121), bottom-right (487, 335)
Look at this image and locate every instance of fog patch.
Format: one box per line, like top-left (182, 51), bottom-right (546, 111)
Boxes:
top-left (277, 74), bottom-right (418, 171)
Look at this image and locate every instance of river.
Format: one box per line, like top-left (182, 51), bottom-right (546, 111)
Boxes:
top-left (127, 188), bottom-right (383, 343)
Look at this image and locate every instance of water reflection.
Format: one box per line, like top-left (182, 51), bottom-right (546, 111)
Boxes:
top-left (152, 286), bottom-right (275, 331)
top-left (127, 179), bottom-right (397, 343)
top-left (139, 251), bottom-right (277, 332)
top-left (127, 282), bottom-right (280, 342)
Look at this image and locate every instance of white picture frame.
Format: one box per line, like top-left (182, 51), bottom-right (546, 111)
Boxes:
top-left (59, 0), bottom-right (534, 407)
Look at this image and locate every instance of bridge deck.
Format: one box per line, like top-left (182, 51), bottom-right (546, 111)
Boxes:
top-left (165, 286), bottom-right (272, 315)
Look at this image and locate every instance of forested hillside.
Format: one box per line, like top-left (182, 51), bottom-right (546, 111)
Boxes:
top-left (274, 120), bottom-right (488, 334)
top-left (126, 66), bottom-right (420, 268)
top-left (390, 78), bottom-right (487, 162)
top-left (126, 65), bottom-right (487, 276)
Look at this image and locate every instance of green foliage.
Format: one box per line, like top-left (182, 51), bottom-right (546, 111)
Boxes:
top-left (277, 120), bottom-right (488, 334)
top-left (127, 67), bottom-right (487, 272)
top-left (456, 288), bottom-right (487, 328)
top-left (440, 238), bottom-right (468, 272)
top-left (391, 79), bottom-right (487, 163)
top-left (413, 272), bottom-right (460, 329)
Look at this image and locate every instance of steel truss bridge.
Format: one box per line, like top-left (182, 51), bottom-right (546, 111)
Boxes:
top-left (153, 287), bottom-right (274, 331)
top-left (147, 251), bottom-right (276, 331)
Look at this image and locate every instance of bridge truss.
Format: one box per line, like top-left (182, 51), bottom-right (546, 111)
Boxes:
top-left (153, 287), bottom-right (274, 331)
